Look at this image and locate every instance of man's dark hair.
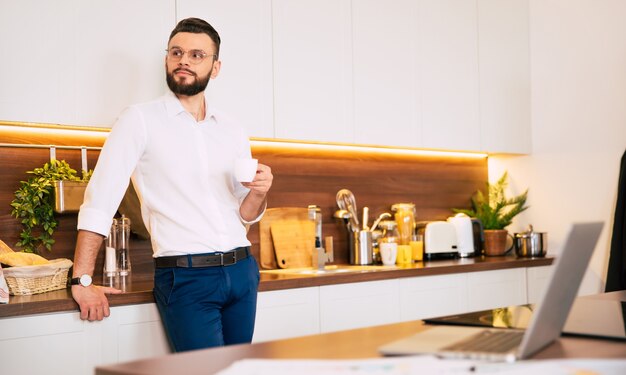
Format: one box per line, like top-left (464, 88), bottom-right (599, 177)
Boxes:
top-left (169, 18), bottom-right (221, 58)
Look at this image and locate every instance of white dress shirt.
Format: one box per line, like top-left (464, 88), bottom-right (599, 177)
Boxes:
top-left (78, 91), bottom-right (261, 257)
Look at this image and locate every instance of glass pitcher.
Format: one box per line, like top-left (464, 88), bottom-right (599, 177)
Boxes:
top-left (391, 203), bottom-right (416, 245)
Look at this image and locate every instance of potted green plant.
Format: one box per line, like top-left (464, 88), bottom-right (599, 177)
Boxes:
top-left (453, 171), bottom-right (529, 256)
top-left (10, 159), bottom-right (91, 253)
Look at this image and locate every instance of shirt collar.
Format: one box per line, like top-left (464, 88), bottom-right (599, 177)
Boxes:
top-left (164, 90), bottom-right (216, 122)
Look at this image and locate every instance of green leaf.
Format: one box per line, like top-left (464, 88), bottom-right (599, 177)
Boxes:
top-left (10, 158), bottom-right (92, 252)
top-left (451, 172), bottom-right (529, 230)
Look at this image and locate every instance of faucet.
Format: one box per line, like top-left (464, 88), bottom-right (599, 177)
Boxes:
top-left (313, 237), bottom-right (334, 270)
top-left (309, 205), bottom-right (334, 269)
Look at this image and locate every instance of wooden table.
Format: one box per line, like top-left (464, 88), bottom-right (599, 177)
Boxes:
top-left (96, 308), bottom-right (626, 375)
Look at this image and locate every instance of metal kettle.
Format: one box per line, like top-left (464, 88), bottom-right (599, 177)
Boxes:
top-left (446, 213), bottom-right (484, 257)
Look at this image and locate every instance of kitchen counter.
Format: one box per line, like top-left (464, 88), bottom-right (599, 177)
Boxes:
top-left (0, 255), bottom-right (552, 319)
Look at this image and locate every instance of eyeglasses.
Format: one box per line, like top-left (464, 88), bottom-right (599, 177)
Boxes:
top-left (165, 47), bottom-right (216, 64)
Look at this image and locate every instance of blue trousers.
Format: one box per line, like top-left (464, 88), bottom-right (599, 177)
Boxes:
top-left (153, 255), bottom-right (260, 352)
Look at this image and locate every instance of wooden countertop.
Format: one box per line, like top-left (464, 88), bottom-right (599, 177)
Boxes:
top-left (95, 315), bottom-right (626, 375)
top-left (0, 255), bottom-right (553, 319)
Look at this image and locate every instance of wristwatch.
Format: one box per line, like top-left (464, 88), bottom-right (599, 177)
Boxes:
top-left (70, 274), bottom-right (93, 287)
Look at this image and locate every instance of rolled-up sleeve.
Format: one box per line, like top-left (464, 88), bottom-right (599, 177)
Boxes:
top-left (78, 106), bottom-right (147, 236)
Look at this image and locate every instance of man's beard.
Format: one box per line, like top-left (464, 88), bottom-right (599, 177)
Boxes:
top-left (166, 68), bottom-right (210, 96)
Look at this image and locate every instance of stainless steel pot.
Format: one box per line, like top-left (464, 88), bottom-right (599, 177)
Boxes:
top-left (514, 225), bottom-right (547, 257)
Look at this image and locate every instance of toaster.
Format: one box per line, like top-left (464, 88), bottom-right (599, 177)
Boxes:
top-left (417, 221), bottom-right (458, 260)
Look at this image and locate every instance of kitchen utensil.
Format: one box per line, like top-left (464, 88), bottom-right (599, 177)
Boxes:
top-left (362, 206), bottom-right (369, 230)
top-left (416, 221), bottom-right (458, 260)
top-left (259, 207), bottom-right (310, 269)
top-left (334, 209), bottom-right (354, 233)
top-left (334, 209), bottom-right (351, 219)
top-left (371, 212), bottom-right (392, 232)
top-left (336, 189), bottom-right (359, 229)
top-left (514, 225), bottom-right (547, 258)
top-left (271, 219), bottom-right (316, 268)
top-left (447, 213), bottom-right (484, 257)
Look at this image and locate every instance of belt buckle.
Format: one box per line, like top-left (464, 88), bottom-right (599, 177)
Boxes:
top-left (221, 251), bottom-right (236, 266)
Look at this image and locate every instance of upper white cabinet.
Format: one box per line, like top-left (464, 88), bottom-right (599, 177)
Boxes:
top-left (477, 0), bottom-right (531, 154)
top-left (178, 0), bottom-right (275, 138)
top-left (0, 0), bottom-right (172, 127)
top-left (272, 0), bottom-right (354, 143)
top-left (1, 1), bottom-right (531, 154)
top-left (352, 0), bottom-right (421, 148)
top-left (419, 0), bottom-right (481, 151)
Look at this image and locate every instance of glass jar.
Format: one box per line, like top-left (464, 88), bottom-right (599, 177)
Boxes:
top-left (378, 220), bottom-right (399, 266)
top-left (117, 216), bottom-right (131, 276)
top-left (103, 218), bottom-right (118, 287)
top-left (391, 203), bottom-right (416, 245)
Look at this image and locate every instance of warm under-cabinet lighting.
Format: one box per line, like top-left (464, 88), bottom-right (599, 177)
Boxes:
top-left (251, 138), bottom-right (488, 159)
top-left (0, 121), bottom-right (488, 159)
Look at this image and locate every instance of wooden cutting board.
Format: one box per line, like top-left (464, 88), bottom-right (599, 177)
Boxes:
top-left (270, 219), bottom-right (315, 269)
top-left (259, 207), bottom-right (310, 269)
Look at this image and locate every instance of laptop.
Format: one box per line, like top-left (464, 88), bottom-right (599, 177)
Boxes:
top-left (423, 296), bottom-right (626, 341)
top-left (379, 222), bottom-right (604, 362)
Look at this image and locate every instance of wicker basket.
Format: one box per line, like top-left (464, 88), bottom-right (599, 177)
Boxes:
top-left (2, 258), bottom-right (73, 295)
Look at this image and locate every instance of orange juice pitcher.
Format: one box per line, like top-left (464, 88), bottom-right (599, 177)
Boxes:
top-left (391, 203), bottom-right (416, 246)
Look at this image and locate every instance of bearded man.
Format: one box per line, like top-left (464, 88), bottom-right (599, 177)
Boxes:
top-left (71, 17), bottom-right (272, 352)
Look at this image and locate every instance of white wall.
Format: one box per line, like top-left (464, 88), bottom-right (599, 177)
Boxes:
top-left (490, 0), bottom-right (626, 295)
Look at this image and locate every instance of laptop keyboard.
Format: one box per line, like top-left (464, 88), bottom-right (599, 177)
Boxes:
top-left (442, 329), bottom-right (524, 354)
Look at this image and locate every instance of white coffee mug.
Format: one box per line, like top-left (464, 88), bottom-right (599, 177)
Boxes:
top-left (234, 158), bottom-right (258, 182)
top-left (380, 242), bottom-right (398, 266)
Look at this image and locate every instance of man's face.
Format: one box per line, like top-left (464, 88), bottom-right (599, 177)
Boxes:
top-left (165, 32), bottom-right (221, 96)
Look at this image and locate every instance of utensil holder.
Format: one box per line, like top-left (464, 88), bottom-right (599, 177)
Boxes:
top-left (349, 230), bottom-right (373, 265)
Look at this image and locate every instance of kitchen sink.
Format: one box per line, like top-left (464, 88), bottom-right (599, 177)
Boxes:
top-left (260, 264), bottom-right (395, 275)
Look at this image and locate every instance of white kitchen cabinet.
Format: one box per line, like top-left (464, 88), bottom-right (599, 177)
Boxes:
top-left (477, 0), bottom-right (531, 154)
top-left (0, 303), bottom-right (169, 375)
top-left (2, 2), bottom-right (532, 154)
top-left (466, 268), bottom-right (527, 311)
top-left (253, 287), bottom-right (320, 343)
top-left (399, 273), bottom-right (466, 321)
top-left (0, 0), bottom-right (172, 127)
top-left (419, 0), bottom-right (480, 151)
top-left (526, 265), bottom-right (553, 304)
top-left (100, 304), bottom-right (170, 364)
top-left (0, 311), bottom-right (100, 375)
top-left (351, 0), bottom-right (421, 148)
top-left (319, 279), bottom-right (400, 333)
top-left (271, 0), bottom-right (354, 143)
top-left (177, 0), bottom-right (275, 138)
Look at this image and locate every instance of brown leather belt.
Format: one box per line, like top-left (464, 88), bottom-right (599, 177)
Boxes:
top-left (154, 247), bottom-right (250, 268)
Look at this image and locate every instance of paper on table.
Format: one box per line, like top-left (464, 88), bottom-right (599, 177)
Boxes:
top-left (216, 357), bottom-right (626, 375)
top-left (216, 356), bottom-right (475, 375)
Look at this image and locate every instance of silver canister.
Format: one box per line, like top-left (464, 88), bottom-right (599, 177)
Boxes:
top-left (349, 230), bottom-right (373, 265)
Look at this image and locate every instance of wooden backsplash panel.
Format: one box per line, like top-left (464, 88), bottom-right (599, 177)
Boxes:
top-left (251, 146), bottom-right (487, 265)
top-left (0, 131), bottom-right (487, 276)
